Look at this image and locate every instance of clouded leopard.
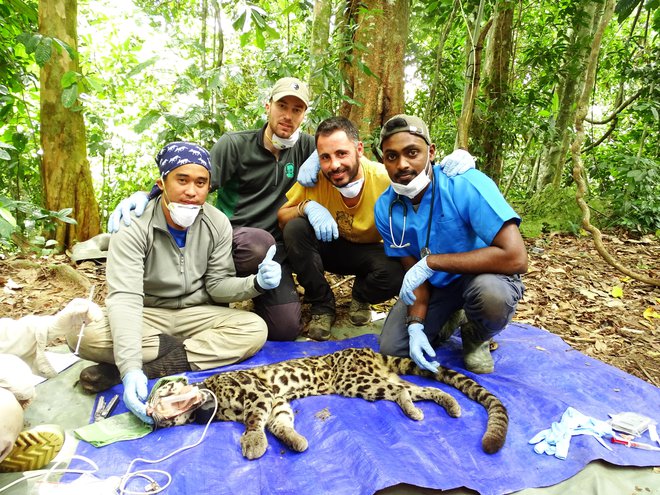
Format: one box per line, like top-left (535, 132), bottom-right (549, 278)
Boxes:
top-left (149, 347), bottom-right (508, 459)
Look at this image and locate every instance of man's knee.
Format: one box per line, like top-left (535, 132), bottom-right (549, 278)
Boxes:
top-left (464, 274), bottom-right (524, 332)
top-left (259, 302), bottom-right (302, 341)
top-left (64, 320), bottom-right (112, 363)
top-left (242, 314), bottom-right (269, 355)
top-left (282, 217), bottom-right (313, 248)
top-left (378, 335), bottom-right (409, 358)
top-left (232, 227), bottom-right (276, 275)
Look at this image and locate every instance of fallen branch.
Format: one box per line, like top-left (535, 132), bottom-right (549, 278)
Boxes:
top-left (330, 275), bottom-right (355, 290)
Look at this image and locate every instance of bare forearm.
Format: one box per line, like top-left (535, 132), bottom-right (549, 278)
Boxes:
top-left (426, 222), bottom-right (528, 275)
top-left (277, 204), bottom-right (304, 230)
top-left (426, 247), bottom-right (525, 275)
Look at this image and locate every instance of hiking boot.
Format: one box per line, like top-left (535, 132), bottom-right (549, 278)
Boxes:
top-left (79, 362), bottom-right (121, 394)
top-left (460, 320), bottom-right (494, 374)
top-left (0, 424), bottom-right (64, 473)
top-left (436, 309), bottom-right (468, 343)
top-left (307, 314), bottom-right (335, 341)
top-left (348, 299), bottom-right (371, 326)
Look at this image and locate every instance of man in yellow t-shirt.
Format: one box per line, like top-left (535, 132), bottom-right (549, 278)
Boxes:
top-left (277, 117), bottom-right (404, 341)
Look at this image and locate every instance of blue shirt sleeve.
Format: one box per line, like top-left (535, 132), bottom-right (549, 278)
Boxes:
top-left (449, 170), bottom-right (520, 246)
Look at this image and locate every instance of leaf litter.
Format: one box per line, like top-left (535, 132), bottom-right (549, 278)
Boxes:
top-left (0, 232), bottom-right (658, 386)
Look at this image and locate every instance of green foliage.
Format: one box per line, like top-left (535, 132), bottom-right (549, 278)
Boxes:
top-left (0, 195), bottom-right (76, 254)
top-left (510, 186), bottom-right (584, 238)
top-left (1, 0), bottom-right (658, 243)
top-left (592, 154), bottom-right (660, 233)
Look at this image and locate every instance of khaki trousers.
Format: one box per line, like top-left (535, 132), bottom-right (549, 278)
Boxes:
top-left (67, 305), bottom-right (267, 371)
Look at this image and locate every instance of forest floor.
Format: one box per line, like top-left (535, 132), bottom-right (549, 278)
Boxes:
top-left (1, 232), bottom-right (658, 386)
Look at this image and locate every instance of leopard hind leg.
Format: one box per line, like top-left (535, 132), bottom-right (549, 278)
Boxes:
top-left (266, 399), bottom-right (308, 453)
top-left (406, 384), bottom-right (461, 418)
top-left (341, 379), bottom-right (426, 420)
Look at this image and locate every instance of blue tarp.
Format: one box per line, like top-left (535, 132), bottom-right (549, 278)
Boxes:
top-left (69, 323), bottom-right (660, 494)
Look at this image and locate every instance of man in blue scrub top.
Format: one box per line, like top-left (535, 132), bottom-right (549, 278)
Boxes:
top-left (374, 115), bottom-right (528, 374)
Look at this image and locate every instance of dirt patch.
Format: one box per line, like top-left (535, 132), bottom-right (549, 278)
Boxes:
top-left (1, 233), bottom-right (658, 385)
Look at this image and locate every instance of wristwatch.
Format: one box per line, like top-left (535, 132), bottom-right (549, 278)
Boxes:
top-left (405, 315), bottom-right (425, 326)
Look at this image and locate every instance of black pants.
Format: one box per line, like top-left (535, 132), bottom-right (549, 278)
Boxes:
top-left (232, 227), bottom-right (302, 341)
top-left (282, 217), bottom-right (404, 315)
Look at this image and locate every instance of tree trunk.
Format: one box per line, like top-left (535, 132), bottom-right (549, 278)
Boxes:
top-left (455, 0), bottom-right (491, 150)
top-left (475, 0), bottom-right (515, 184)
top-left (39, 0), bottom-right (100, 249)
top-left (339, 0), bottom-right (409, 143)
top-left (536, 0), bottom-right (599, 191)
top-left (309, 0), bottom-right (332, 104)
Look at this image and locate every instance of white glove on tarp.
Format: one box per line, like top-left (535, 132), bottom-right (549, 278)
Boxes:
top-left (529, 406), bottom-right (613, 460)
top-left (0, 298), bottom-right (103, 378)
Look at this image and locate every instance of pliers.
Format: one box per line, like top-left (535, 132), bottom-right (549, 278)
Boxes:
top-left (94, 394), bottom-right (119, 422)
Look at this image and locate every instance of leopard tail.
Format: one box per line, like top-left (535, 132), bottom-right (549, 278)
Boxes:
top-left (383, 355), bottom-right (508, 454)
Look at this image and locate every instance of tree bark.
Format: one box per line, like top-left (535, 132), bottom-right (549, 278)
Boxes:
top-left (39, 0), bottom-right (100, 249)
top-left (455, 0), bottom-right (491, 151)
top-left (310, 0), bottom-right (332, 103)
top-left (537, 0), bottom-right (599, 191)
top-left (339, 0), bottom-right (409, 143)
top-left (570, 0), bottom-right (659, 287)
top-left (475, 0), bottom-right (514, 184)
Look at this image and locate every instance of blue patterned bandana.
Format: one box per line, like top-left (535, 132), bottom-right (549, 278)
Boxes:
top-left (155, 141), bottom-right (211, 178)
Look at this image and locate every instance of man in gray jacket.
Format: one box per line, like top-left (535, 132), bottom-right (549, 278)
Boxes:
top-left (67, 142), bottom-right (280, 424)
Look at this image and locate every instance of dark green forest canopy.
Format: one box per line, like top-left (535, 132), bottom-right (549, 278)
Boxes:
top-left (0, 0), bottom-right (658, 254)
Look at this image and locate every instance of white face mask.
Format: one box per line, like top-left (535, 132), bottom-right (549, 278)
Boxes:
top-left (335, 177), bottom-right (364, 198)
top-left (270, 128), bottom-right (301, 150)
top-left (390, 152), bottom-right (432, 199)
top-left (167, 202), bottom-right (201, 228)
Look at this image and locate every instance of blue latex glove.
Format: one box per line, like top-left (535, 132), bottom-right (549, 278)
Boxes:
top-left (304, 201), bottom-right (339, 242)
top-left (529, 407), bottom-right (590, 460)
top-left (408, 323), bottom-right (440, 373)
top-left (297, 149), bottom-right (321, 187)
top-left (439, 149), bottom-right (475, 177)
top-left (107, 192), bottom-right (150, 233)
top-left (122, 369), bottom-right (153, 425)
top-left (256, 245), bottom-right (281, 290)
top-left (399, 257), bottom-right (435, 305)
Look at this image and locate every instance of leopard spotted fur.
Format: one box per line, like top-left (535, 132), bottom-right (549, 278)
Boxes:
top-left (200, 347), bottom-right (508, 459)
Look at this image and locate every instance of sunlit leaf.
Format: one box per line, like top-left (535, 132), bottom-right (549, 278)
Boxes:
top-left (0, 207), bottom-right (17, 227)
top-left (61, 85), bottom-right (79, 108)
top-left (61, 71), bottom-right (79, 88)
top-left (126, 57), bottom-right (158, 79)
top-left (134, 110), bottom-right (162, 133)
top-left (643, 307), bottom-right (660, 320)
top-left (611, 286), bottom-right (624, 298)
top-left (0, 149), bottom-right (10, 161)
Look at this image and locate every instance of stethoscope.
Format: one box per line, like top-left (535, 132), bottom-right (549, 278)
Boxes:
top-left (388, 173), bottom-right (436, 258)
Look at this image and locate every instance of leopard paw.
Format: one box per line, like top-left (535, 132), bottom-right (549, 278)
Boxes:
top-left (241, 430), bottom-right (268, 459)
top-left (289, 433), bottom-right (308, 452)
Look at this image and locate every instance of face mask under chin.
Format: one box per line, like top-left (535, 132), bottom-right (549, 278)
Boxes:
top-left (391, 154), bottom-right (432, 199)
top-left (334, 177), bottom-right (364, 198)
top-left (162, 186), bottom-right (201, 228)
top-left (270, 128), bottom-right (301, 150)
